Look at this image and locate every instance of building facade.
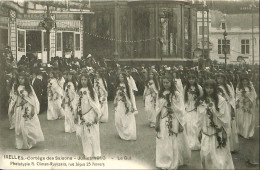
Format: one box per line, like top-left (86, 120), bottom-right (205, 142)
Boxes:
top-left (83, 0), bottom-right (199, 63)
top-left (197, 1), bottom-right (259, 65)
top-left (0, 1), bottom-right (92, 62)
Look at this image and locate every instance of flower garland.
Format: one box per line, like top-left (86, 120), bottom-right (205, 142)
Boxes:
top-left (77, 90), bottom-right (97, 130)
top-left (115, 85), bottom-right (133, 115)
top-left (95, 79), bottom-right (103, 107)
top-left (18, 88), bottom-right (32, 120)
top-left (162, 93), bottom-right (177, 137)
top-left (148, 81), bottom-right (157, 110)
top-left (62, 84), bottom-right (74, 112)
top-left (205, 98), bottom-right (227, 148)
top-left (241, 88), bottom-right (253, 113)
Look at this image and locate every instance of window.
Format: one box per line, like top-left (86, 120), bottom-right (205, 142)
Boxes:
top-left (221, 22), bottom-right (226, 30)
top-left (199, 26), bottom-right (208, 35)
top-left (18, 30), bottom-right (25, 52)
top-left (57, 32), bottom-right (62, 51)
top-left (75, 34), bottom-right (80, 51)
top-left (218, 39), bottom-right (230, 54)
top-left (241, 39), bottom-right (249, 54)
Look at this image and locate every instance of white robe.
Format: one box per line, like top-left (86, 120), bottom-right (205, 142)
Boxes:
top-left (218, 85), bottom-right (239, 152)
top-left (63, 82), bottom-right (77, 133)
top-left (127, 76), bottom-right (138, 115)
top-left (197, 95), bottom-right (234, 169)
top-left (143, 80), bottom-right (158, 126)
top-left (114, 83), bottom-right (136, 140)
top-left (75, 88), bottom-right (101, 157)
top-left (156, 91), bottom-right (191, 170)
top-left (47, 78), bottom-right (64, 120)
top-left (8, 85), bottom-right (17, 129)
top-left (14, 85), bottom-right (44, 149)
top-left (94, 78), bottom-right (108, 123)
top-left (183, 84), bottom-right (203, 150)
top-left (236, 84), bottom-right (257, 139)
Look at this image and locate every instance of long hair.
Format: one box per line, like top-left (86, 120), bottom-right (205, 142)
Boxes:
top-left (14, 74), bottom-right (32, 95)
top-left (146, 71), bottom-right (159, 91)
top-left (238, 77), bottom-right (252, 91)
top-left (216, 77), bottom-right (231, 97)
top-left (158, 75), bottom-right (177, 99)
top-left (78, 73), bottom-right (95, 100)
top-left (63, 72), bottom-right (78, 92)
top-left (196, 79), bottom-right (219, 112)
top-left (116, 73), bottom-right (131, 99)
top-left (184, 81), bottom-right (200, 103)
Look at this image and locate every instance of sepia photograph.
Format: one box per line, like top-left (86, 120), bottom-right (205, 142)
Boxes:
top-left (0, 0), bottom-right (259, 169)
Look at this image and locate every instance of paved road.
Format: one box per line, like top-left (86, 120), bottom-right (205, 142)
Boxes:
top-left (0, 96), bottom-right (259, 169)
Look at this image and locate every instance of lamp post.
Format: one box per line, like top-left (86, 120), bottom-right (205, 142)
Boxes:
top-left (39, 5), bottom-right (56, 63)
top-left (223, 30), bottom-right (228, 70)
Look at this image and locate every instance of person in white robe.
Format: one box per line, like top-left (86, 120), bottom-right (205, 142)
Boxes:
top-left (197, 79), bottom-right (234, 169)
top-left (94, 71), bottom-right (108, 123)
top-left (8, 85), bottom-right (17, 130)
top-left (75, 73), bottom-right (101, 157)
top-left (155, 74), bottom-right (191, 170)
top-left (216, 73), bottom-right (239, 152)
top-left (62, 71), bottom-right (77, 133)
top-left (183, 73), bottom-right (203, 150)
top-left (14, 72), bottom-right (44, 149)
top-left (114, 73), bottom-right (136, 141)
top-left (143, 70), bottom-right (159, 128)
top-left (47, 71), bottom-right (64, 120)
top-left (236, 75), bottom-right (257, 139)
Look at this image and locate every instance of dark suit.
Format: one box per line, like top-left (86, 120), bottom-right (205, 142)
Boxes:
top-left (32, 78), bottom-right (44, 113)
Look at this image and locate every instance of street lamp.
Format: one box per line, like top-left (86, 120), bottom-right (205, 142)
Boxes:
top-left (39, 5), bottom-right (56, 63)
top-left (223, 30), bottom-right (228, 70)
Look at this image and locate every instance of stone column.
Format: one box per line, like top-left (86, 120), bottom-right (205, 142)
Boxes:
top-left (9, 10), bottom-right (17, 60)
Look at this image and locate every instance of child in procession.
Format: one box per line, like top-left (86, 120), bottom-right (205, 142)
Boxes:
top-left (155, 71), bottom-right (190, 170)
top-left (62, 70), bottom-right (77, 133)
top-left (236, 75), bottom-right (257, 139)
top-left (197, 79), bottom-right (234, 169)
top-left (47, 70), bottom-right (64, 120)
top-left (75, 72), bottom-right (101, 157)
top-left (183, 72), bottom-right (203, 150)
top-left (114, 72), bottom-right (137, 140)
top-left (143, 70), bottom-right (159, 128)
top-left (216, 72), bottom-right (239, 152)
top-left (14, 72), bottom-right (44, 149)
top-left (93, 69), bottom-right (109, 123)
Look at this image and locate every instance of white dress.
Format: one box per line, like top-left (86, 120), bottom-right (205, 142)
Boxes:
top-left (236, 84), bottom-right (257, 139)
top-left (143, 80), bottom-right (158, 127)
top-left (197, 95), bottom-right (234, 169)
top-left (127, 76), bottom-right (138, 115)
top-left (183, 85), bottom-right (203, 150)
top-left (47, 78), bottom-right (64, 120)
top-left (8, 85), bottom-right (17, 129)
top-left (114, 83), bottom-right (137, 140)
top-left (218, 85), bottom-right (239, 152)
top-left (63, 82), bottom-right (77, 133)
top-left (14, 85), bottom-right (44, 149)
top-left (94, 78), bottom-right (108, 123)
top-left (156, 91), bottom-right (191, 170)
top-left (75, 88), bottom-right (101, 157)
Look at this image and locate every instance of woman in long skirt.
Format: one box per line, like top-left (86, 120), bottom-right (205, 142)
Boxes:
top-left (114, 72), bottom-right (136, 140)
top-left (94, 70), bottom-right (108, 123)
top-left (62, 70), bottom-right (77, 133)
top-left (183, 72), bottom-right (203, 150)
top-left (216, 73), bottom-right (239, 152)
top-left (47, 70), bottom-right (64, 120)
top-left (14, 72), bottom-right (44, 149)
top-left (155, 73), bottom-right (190, 169)
top-left (143, 70), bottom-right (159, 128)
top-left (75, 72), bottom-right (101, 157)
top-left (236, 75), bottom-right (257, 139)
top-left (197, 79), bottom-right (234, 169)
